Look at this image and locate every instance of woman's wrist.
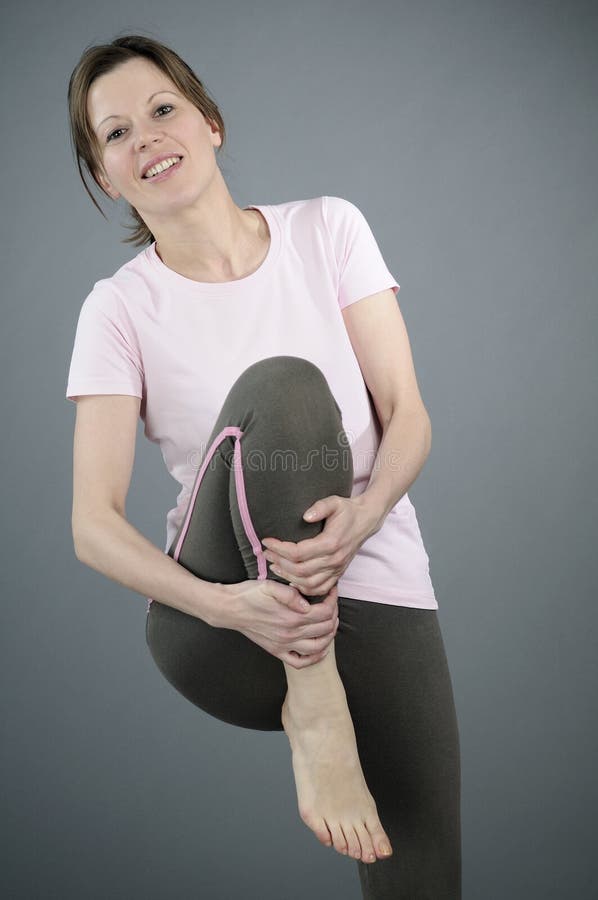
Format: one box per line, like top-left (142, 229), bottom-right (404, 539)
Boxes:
top-left (186, 578), bottom-right (230, 628)
top-left (198, 581), bottom-right (239, 630)
top-left (351, 492), bottom-right (386, 541)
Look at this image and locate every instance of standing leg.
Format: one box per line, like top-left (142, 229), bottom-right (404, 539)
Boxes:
top-left (335, 597), bottom-right (462, 899)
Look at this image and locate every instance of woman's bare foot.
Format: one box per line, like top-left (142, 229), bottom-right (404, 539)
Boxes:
top-left (281, 686), bottom-right (393, 864)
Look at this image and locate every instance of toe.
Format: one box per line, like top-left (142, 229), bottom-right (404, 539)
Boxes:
top-left (355, 821), bottom-right (377, 863)
top-left (344, 825), bottom-right (363, 860)
top-left (365, 813), bottom-right (393, 859)
top-left (326, 821), bottom-right (349, 856)
top-left (312, 817), bottom-right (333, 847)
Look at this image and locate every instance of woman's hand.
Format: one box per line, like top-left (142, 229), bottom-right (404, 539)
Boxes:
top-left (261, 494), bottom-right (379, 597)
top-left (220, 579), bottom-right (340, 669)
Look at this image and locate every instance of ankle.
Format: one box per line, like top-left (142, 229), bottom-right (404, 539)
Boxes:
top-left (284, 638), bottom-right (341, 688)
top-left (283, 670), bottom-right (350, 728)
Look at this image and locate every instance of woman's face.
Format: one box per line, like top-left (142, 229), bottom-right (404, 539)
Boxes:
top-left (87, 56), bottom-right (221, 218)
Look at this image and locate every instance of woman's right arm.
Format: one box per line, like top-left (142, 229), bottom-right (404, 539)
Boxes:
top-left (70, 394), bottom-right (225, 625)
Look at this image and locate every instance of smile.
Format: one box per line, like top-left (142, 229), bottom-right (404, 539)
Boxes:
top-left (142, 156), bottom-right (184, 182)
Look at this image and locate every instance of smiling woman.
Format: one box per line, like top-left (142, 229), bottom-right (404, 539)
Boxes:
top-left (67, 35), bottom-right (227, 247)
top-left (64, 33), bottom-right (461, 900)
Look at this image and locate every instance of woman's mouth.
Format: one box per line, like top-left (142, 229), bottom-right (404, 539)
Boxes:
top-left (142, 156), bottom-right (184, 183)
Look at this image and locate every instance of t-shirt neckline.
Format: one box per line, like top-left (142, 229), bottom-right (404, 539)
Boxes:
top-left (143, 204), bottom-right (281, 295)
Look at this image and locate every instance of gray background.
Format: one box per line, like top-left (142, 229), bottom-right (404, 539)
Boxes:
top-left (1, 0), bottom-right (596, 897)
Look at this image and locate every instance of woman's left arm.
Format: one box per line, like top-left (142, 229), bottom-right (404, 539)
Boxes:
top-left (261, 289), bottom-right (432, 595)
top-left (341, 287), bottom-right (432, 533)
top-left (354, 402), bottom-right (431, 539)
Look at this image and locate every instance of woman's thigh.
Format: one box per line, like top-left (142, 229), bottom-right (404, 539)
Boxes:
top-left (164, 355), bottom-right (354, 601)
top-left (335, 597), bottom-right (462, 899)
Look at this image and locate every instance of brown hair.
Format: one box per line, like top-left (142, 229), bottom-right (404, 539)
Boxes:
top-left (67, 33), bottom-right (227, 248)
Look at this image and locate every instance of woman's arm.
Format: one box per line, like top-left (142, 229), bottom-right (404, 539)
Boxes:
top-left (355, 406), bottom-right (431, 536)
top-left (70, 394), bottom-right (225, 625)
top-left (341, 287), bottom-right (432, 532)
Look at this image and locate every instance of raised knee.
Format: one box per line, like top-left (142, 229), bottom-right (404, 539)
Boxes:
top-left (236, 355), bottom-right (331, 400)
top-left (229, 355), bottom-right (341, 424)
top-left (243, 355), bottom-right (324, 385)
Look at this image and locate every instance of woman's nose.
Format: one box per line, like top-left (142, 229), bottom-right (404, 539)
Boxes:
top-left (135, 129), bottom-right (164, 152)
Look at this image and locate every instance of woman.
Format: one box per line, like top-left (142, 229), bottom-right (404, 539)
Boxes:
top-left (65, 34), bottom-right (461, 899)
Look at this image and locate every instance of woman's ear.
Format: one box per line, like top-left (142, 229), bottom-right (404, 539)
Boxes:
top-left (97, 171), bottom-right (120, 200)
top-left (93, 162), bottom-right (120, 200)
top-left (206, 117), bottom-right (222, 149)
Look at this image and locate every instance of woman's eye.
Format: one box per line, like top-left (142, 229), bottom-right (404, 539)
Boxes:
top-left (106, 127), bottom-right (125, 142)
top-left (106, 104), bottom-right (174, 142)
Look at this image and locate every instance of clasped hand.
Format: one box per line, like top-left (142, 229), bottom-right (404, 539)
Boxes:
top-left (261, 494), bottom-right (377, 596)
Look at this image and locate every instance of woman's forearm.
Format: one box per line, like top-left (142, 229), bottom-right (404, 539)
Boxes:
top-left (356, 407), bottom-right (432, 537)
top-left (73, 509), bottom-right (226, 625)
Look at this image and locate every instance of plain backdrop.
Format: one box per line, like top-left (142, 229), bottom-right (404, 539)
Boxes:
top-left (1, 1), bottom-right (596, 898)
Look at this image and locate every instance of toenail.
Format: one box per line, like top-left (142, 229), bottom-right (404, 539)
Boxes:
top-left (353, 849), bottom-right (360, 858)
top-left (368, 853), bottom-right (375, 861)
top-left (380, 843), bottom-right (391, 855)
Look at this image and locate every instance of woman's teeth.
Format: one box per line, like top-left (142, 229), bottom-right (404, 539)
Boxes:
top-left (144, 156), bottom-right (181, 178)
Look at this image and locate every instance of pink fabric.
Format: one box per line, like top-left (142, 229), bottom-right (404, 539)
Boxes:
top-left (66, 195), bottom-right (438, 610)
top-left (171, 424), bottom-right (269, 583)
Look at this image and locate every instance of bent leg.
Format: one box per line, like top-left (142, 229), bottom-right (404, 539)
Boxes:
top-left (167, 355), bottom-right (353, 599)
top-left (146, 356), bottom-right (353, 730)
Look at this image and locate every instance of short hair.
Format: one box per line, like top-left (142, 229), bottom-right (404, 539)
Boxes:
top-left (67, 33), bottom-right (227, 247)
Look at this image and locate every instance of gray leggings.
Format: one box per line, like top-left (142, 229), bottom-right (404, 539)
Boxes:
top-left (146, 356), bottom-right (461, 899)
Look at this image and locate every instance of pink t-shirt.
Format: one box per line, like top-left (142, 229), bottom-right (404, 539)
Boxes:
top-left (66, 195), bottom-right (438, 611)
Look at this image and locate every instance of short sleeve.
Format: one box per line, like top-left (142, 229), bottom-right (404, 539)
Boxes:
top-left (322, 195), bottom-right (400, 310)
top-left (65, 281), bottom-right (144, 403)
